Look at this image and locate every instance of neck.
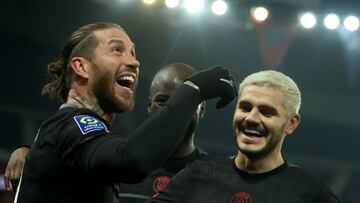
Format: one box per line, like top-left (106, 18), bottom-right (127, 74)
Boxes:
top-left (67, 89), bottom-right (115, 124)
top-left (171, 134), bottom-right (196, 158)
top-left (234, 150), bottom-right (284, 174)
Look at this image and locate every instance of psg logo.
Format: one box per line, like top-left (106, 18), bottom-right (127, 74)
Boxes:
top-left (230, 192), bottom-right (252, 203)
top-left (153, 176), bottom-right (171, 194)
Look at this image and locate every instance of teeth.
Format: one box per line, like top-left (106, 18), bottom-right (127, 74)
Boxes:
top-left (244, 129), bottom-right (261, 135)
top-left (118, 75), bottom-right (135, 82)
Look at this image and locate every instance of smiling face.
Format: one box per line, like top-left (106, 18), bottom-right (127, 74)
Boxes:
top-left (87, 27), bottom-right (140, 113)
top-left (148, 64), bottom-right (204, 138)
top-left (233, 85), bottom-right (299, 160)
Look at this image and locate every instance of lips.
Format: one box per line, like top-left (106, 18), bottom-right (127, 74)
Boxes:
top-left (243, 129), bottom-right (263, 137)
top-left (236, 124), bottom-right (266, 138)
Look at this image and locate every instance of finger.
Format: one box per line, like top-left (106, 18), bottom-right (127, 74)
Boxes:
top-left (11, 179), bottom-right (19, 192)
top-left (216, 89), bottom-right (237, 109)
top-left (4, 169), bottom-right (12, 192)
top-left (229, 76), bottom-right (238, 96)
top-left (14, 163), bottom-right (23, 181)
top-left (216, 97), bottom-right (231, 109)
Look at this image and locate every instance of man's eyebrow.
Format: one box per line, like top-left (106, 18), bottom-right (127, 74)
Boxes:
top-left (238, 100), bottom-right (250, 105)
top-left (108, 39), bottom-right (125, 45)
top-left (259, 104), bottom-right (279, 114)
top-left (109, 39), bottom-right (135, 51)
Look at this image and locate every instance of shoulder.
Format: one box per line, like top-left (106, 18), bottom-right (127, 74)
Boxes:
top-left (58, 107), bottom-right (108, 134)
top-left (188, 155), bottom-right (232, 172)
top-left (72, 113), bottom-right (109, 136)
top-left (284, 163), bottom-right (325, 185)
top-left (283, 163), bottom-right (338, 201)
top-left (38, 107), bottom-right (110, 144)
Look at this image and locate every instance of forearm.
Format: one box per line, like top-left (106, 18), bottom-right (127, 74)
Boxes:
top-left (87, 85), bottom-right (201, 182)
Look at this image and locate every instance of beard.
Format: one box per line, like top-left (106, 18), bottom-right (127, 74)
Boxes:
top-left (236, 134), bottom-right (279, 160)
top-left (91, 64), bottom-right (136, 114)
top-left (233, 123), bottom-right (285, 160)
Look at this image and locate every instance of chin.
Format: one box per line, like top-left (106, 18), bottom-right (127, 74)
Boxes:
top-left (121, 101), bottom-right (135, 112)
top-left (240, 149), bottom-right (264, 159)
top-left (123, 104), bottom-right (134, 112)
top-left (238, 144), bottom-right (264, 156)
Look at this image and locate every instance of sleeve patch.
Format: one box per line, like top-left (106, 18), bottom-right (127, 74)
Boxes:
top-left (73, 115), bottom-right (108, 135)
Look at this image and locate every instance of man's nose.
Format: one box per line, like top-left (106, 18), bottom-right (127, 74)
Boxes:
top-left (244, 108), bottom-right (261, 125)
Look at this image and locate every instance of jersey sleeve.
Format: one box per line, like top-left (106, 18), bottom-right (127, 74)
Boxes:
top-left (65, 85), bottom-right (202, 183)
top-left (315, 184), bottom-right (340, 203)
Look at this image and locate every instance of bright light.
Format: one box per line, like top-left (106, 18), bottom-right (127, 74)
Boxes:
top-left (251, 6), bottom-right (269, 22)
top-left (211, 0), bottom-right (228, 16)
top-left (143, 0), bottom-right (156, 4)
top-left (300, 12), bottom-right (317, 29)
top-left (324, 14), bottom-right (340, 30)
top-left (165, 0), bottom-right (180, 8)
top-left (344, 16), bottom-right (360, 31)
top-left (184, 0), bottom-right (204, 13)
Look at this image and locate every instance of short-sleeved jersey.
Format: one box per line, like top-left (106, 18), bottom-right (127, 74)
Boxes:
top-left (149, 158), bottom-right (339, 203)
top-left (114, 148), bottom-right (212, 203)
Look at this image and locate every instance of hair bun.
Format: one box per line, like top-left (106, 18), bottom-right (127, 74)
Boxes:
top-left (47, 60), bottom-right (65, 77)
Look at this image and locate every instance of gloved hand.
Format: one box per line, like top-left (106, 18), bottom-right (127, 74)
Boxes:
top-left (184, 66), bottom-right (237, 109)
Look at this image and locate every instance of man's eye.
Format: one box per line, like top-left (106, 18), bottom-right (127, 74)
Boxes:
top-left (238, 103), bottom-right (252, 112)
top-left (113, 47), bottom-right (124, 53)
top-left (154, 97), bottom-right (169, 107)
top-left (260, 109), bottom-right (277, 117)
top-left (155, 101), bottom-right (166, 107)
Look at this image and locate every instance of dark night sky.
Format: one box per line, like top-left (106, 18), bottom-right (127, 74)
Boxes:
top-left (1, 0), bottom-right (359, 201)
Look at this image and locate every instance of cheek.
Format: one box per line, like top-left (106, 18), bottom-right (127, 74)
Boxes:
top-left (149, 105), bottom-right (160, 114)
top-left (269, 121), bottom-right (287, 136)
top-left (232, 110), bottom-right (243, 123)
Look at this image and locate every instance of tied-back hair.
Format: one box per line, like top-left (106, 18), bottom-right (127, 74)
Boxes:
top-left (239, 70), bottom-right (301, 117)
top-left (41, 22), bottom-right (124, 102)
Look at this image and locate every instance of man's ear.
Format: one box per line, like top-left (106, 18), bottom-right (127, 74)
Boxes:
top-left (198, 102), bottom-right (206, 120)
top-left (70, 57), bottom-right (90, 79)
top-left (147, 97), bottom-right (152, 115)
top-left (285, 114), bottom-right (300, 135)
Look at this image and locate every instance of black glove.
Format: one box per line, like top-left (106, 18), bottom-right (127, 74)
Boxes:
top-left (185, 66), bottom-right (237, 109)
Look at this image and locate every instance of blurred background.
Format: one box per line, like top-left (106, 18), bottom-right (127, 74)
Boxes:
top-left (1, 0), bottom-right (359, 202)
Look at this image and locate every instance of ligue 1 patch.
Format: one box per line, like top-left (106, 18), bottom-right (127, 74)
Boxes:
top-left (74, 115), bottom-right (108, 135)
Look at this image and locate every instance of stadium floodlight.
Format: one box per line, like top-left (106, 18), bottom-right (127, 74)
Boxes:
top-left (165, 0), bottom-right (180, 8)
top-left (324, 13), bottom-right (340, 30)
top-left (344, 16), bottom-right (360, 31)
top-left (300, 12), bottom-right (317, 29)
top-left (211, 0), bottom-right (228, 16)
top-left (184, 0), bottom-right (204, 13)
top-left (251, 6), bottom-right (269, 22)
top-left (143, 0), bottom-right (156, 4)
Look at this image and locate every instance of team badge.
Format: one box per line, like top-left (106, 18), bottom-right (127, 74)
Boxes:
top-left (74, 115), bottom-right (108, 135)
top-left (153, 176), bottom-right (171, 194)
top-left (230, 192), bottom-right (252, 203)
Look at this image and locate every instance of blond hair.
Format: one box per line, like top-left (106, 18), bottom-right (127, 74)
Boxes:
top-left (239, 70), bottom-right (301, 116)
